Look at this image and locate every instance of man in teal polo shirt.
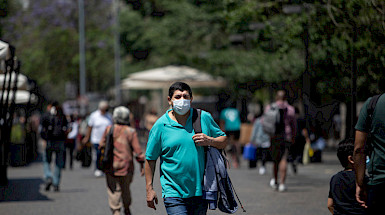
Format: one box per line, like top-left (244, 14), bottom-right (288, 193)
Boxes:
top-left (145, 82), bottom-right (227, 215)
top-left (354, 93), bottom-right (385, 214)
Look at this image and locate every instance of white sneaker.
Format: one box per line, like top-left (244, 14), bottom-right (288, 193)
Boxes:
top-left (94, 170), bottom-right (103, 177)
top-left (259, 166), bottom-right (266, 175)
top-left (270, 178), bottom-right (278, 190)
top-left (278, 184), bottom-right (287, 192)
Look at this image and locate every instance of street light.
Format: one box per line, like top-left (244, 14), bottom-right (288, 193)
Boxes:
top-left (78, 0), bottom-right (86, 115)
top-left (283, 3), bottom-right (357, 138)
top-left (282, 4), bottom-right (311, 130)
top-left (78, 0), bottom-right (86, 97)
top-left (113, 0), bottom-right (121, 105)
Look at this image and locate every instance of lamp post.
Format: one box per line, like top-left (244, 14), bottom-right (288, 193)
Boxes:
top-left (303, 21), bottom-right (310, 130)
top-left (78, 0), bottom-right (86, 97)
top-left (282, 4), bottom-right (311, 130)
top-left (113, 0), bottom-right (121, 105)
top-left (78, 0), bottom-right (86, 115)
top-left (350, 24), bottom-right (357, 138)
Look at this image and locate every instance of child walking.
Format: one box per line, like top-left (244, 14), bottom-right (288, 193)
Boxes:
top-left (327, 138), bottom-right (367, 214)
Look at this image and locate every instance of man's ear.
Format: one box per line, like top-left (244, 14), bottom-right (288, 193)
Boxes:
top-left (168, 96), bottom-right (172, 106)
top-left (348, 155), bottom-right (354, 165)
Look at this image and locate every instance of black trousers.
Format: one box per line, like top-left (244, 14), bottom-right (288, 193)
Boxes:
top-left (367, 182), bottom-right (385, 214)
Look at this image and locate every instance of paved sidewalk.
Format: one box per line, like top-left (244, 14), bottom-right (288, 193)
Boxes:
top-left (0, 150), bottom-right (341, 215)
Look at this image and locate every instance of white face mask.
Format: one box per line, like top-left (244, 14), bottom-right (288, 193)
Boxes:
top-left (50, 106), bottom-right (57, 115)
top-left (172, 99), bottom-right (191, 115)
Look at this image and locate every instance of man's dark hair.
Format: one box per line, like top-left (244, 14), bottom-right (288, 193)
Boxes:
top-left (51, 101), bottom-right (59, 107)
top-left (168, 82), bottom-right (192, 98)
top-left (337, 138), bottom-right (355, 168)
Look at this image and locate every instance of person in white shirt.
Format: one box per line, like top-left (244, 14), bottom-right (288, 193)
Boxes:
top-left (82, 101), bottom-right (112, 177)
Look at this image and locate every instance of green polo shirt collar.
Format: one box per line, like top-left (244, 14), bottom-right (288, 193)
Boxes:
top-left (164, 108), bottom-right (193, 129)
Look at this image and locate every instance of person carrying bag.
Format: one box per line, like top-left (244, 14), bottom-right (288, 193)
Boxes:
top-left (99, 106), bottom-right (144, 215)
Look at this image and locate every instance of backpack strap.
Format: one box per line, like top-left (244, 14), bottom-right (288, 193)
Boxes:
top-left (192, 108), bottom-right (202, 134)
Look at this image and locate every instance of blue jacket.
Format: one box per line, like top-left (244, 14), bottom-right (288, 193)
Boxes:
top-left (203, 147), bottom-right (221, 209)
top-left (203, 147), bottom-right (238, 213)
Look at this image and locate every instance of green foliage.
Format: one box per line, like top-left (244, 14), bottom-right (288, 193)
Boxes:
top-left (309, 0), bottom-right (385, 101)
top-left (1, 0), bottom-right (115, 102)
top-left (1, 0), bottom-right (384, 104)
top-left (121, 0), bottom-right (307, 91)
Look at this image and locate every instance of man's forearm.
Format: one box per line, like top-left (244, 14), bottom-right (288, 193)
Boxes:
top-left (354, 130), bottom-right (368, 187)
top-left (83, 126), bottom-right (92, 143)
top-left (354, 149), bottom-right (366, 187)
top-left (210, 136), bottom-right (227, 149)
top-left (145, 160), bottom-right (156, 190)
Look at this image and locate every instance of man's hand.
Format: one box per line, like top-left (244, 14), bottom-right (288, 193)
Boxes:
top-left (82, 126), bottom-right (92, 145)
top-left (356, 184), bottom-right (368, 208)
top-left (41, 140), bottom-right (47, 149)
top-left (192, 133), bottom-right (212, 146)
top-left (82, 136), bottom-right (89, 145)
top-left (146, 188), bottom-right (158, 210)
top-left (354, 130), bottom-right (368, 209)
top-left (140, 163), bottom-right (145, 177)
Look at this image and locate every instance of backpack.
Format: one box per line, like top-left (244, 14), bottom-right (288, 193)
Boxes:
top-left (41, 113), bottom-right (68, 141)
top-left (193, 108), bottom-right (246, 213)
top-left (99, 125), bottom-right (115, 172)
top-left (253, 118), bottom-right (271, 148)
top-left (262, 103), bottom-right (286, 136)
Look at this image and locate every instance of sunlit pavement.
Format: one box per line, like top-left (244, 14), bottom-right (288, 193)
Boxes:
top-left (0, 149), bottom-right (340, 215)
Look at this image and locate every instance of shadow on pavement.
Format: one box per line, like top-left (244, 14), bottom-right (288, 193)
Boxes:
top-left (59, 188), bottom-right (87, 193)
top-left (0, 178), bottom-right (52, 202)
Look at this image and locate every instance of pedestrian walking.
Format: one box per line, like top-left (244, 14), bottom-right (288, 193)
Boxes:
top-left (82, 100), bottom-right (113, 177)
top-left (99, 106), bottom-right (145, 215)
top-left (354, 93), bottom-right (385, 214)
top-left (76, 115), bottom-right (92, 168)
top-left (328, 138), bottom-right (367, 215)
top-left (64, 114), bottom-right (79, 170)
top-left (144, 109), bottom-right (158, 132)
top-left (264, 90), bottom-right (296, 192)
top-left (219, 104), bottom-right (241, 168)
top-left (287, 107), bottom-right (307, 173)
top-left (249, 113), bottom-right (271, 175)
top-left (40, 102), bottom-right (68, 192)
top-left (145, 82), bottom-right (227, 215)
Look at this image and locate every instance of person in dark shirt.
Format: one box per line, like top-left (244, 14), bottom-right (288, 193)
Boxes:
top-left (328, 138), bottom-right (367, 215)
top-left (354, 93), bottom-right (385, 214)
top-left (40, 102), bottom-right (68, 192)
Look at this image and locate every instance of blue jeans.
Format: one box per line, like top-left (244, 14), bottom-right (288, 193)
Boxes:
top-left (164, 196), bottom-right (208, 215)
top-left (43, 140), bottom-right (65, 186)
top-left (93, 143), bottom-right (102, 170)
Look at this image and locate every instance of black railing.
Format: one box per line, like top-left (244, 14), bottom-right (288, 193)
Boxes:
top-left (0, 45), bottom-right (19, 186)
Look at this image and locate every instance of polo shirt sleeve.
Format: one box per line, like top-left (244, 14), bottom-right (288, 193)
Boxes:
top-left (355, 98), bottom-right (371, 133)
top-left (202, 111), bottom-right (226, 138)
top-left (145, 122), bottom-right (162, 160)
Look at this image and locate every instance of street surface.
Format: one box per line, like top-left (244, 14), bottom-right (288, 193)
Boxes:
top-left (0, 150), bottom-right (340, 215)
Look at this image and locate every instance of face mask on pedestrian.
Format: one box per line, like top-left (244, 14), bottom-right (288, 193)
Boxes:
top-left (172, 99), bottom-right (191, 115)
top-left (50, 106), bottom-right (57, 115)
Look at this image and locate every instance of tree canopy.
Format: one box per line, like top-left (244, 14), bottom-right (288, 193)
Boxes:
top-left (1, 0), bottom-right (384, 104)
